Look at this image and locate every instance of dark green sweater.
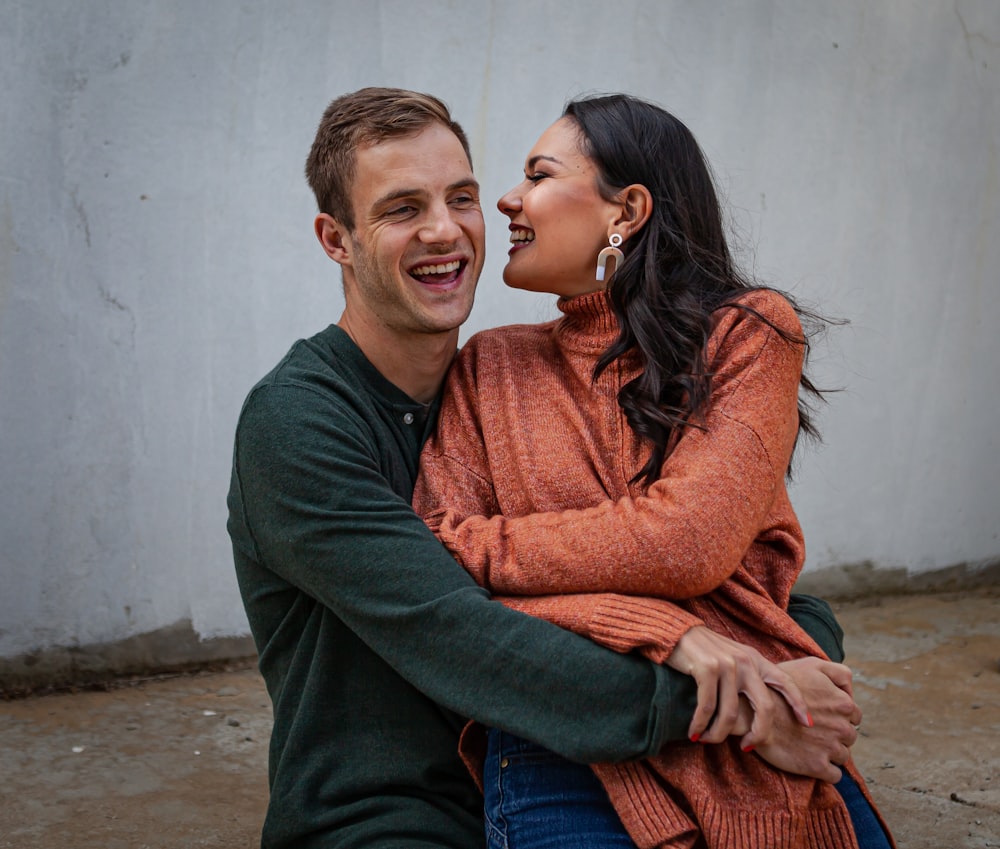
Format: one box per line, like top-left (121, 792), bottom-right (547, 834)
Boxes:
top-left (227, 324), bottom-right (844, 849)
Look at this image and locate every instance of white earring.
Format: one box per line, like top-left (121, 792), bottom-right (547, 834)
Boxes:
top-left (596, 233), bottom-right (624, 282)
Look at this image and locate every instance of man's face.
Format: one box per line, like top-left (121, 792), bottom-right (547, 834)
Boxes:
top-left (340, 123), bottom-right (485, 338)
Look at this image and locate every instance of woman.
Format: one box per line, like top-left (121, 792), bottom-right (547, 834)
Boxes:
top-left (414, 95), bottom-right (893, 848)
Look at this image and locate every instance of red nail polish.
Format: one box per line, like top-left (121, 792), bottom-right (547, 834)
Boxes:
top-left (807, 713), bottom-right (815, 728)
top-left (689, 733), bottom-right (700, 743)
top-left (742, 744), bottom-right (754, 753)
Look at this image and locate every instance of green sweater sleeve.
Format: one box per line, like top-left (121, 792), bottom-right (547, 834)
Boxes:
top-left (787, 593), bottom-right (846, 662)
top-left (230, 380), bottom-right (693, 761)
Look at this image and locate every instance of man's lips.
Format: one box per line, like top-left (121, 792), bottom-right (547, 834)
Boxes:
top-left (408, 257), bottom-right (467, 286)
top-left (410, 259), bottom-right (462, 277)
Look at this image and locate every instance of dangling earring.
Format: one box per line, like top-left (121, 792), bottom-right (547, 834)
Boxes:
top-left (596, 233), bottom-right (624, 282)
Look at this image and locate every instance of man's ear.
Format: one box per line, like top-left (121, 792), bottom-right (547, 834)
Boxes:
top-left (314, 213), bottom-right (353, 266)
top-left (613, 184), bottom-right (653, 241)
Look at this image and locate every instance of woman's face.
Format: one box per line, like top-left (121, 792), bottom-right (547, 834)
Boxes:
top-left (497, 117), bottom-right (621, 298)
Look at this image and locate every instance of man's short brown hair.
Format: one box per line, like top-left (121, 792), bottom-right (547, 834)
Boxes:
top-left (305, 87), bottom-right (472, 230)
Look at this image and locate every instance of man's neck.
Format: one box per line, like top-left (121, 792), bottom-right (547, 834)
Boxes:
top-left (337, 312), bottom-right (457, 405)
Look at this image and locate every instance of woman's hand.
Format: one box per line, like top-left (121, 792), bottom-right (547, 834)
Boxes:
top-left (666, 625), bottom-right (812, 744)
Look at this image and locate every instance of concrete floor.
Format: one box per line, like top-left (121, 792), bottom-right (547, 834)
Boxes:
top-left (2, 588), bottom-right (999, 848)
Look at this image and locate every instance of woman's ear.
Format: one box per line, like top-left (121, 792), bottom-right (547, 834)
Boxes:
top-left (314, 213), bottom-right (353, 266)
top-left (613, 184), bottom-right (653, 241)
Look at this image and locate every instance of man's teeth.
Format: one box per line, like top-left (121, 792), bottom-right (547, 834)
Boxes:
top-left (411, 260), bottom-right (461, 276)
top-left (510, 229), bottom-right (534, 244)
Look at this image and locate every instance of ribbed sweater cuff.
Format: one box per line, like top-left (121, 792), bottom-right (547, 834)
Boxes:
top-left (697, 801), bottom-right (859, 849)
top-left (590, 597), bottom-right (703, 664)
top-left (596, 760), bottom-right (863, 849)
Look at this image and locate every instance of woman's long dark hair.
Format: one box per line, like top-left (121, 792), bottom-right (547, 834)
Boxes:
top-left (564, 94), bottom-right (828, 488)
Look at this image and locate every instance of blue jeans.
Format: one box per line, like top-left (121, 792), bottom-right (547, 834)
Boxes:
top-left (483, 729), bottom-right (892, 849)
top-left (835, 770), bottom-right (893, 849)
top-left (483, 729), bottom-right (637, 848)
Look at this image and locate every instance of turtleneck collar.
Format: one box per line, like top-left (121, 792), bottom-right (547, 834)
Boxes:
top-left (553, 288), bottom-right (621, 352)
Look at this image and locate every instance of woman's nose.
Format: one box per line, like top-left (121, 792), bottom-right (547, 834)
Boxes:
top-left (497, 185), bottom-right (523, 217)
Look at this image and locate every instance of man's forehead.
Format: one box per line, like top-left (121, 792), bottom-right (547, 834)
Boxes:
top-left (356, 125), bottom-right (471, 174)
top-left (352, 126), bottom-right (476, 204)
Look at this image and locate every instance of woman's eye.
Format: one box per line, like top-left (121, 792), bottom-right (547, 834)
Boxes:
top-left (526, 173), bottom-right (548, 183)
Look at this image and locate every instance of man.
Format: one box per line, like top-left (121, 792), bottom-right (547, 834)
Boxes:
top-left (227, 87), bottom-right (860, 848)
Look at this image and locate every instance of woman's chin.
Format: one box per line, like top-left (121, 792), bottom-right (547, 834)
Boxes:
top-left (501, 269), bottom-right (536, 293)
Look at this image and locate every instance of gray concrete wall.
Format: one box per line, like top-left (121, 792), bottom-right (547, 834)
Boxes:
top-left (2, 0), bottom-right (998, 684)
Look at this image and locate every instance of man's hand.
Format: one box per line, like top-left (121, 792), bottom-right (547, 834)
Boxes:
top-left (744, 656), bottom-right (862, 783)
top-left (666, 626), bottom-right (812, 744)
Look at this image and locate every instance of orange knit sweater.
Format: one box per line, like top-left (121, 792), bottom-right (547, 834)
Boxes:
top-left (414, 289), bottom-right (888, 849)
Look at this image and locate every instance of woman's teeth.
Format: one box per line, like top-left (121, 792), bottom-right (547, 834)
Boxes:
top-left (510, 229), bottom-right (534, 244)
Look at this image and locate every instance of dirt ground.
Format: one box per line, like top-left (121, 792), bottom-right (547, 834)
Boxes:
top-left (2, 588), bottom-right (999, 848)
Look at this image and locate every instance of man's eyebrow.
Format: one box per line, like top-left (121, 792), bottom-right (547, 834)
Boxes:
top-left (372, 179), bottom-right (479, 209)
top-left (447, 178), bottom-right (480, 194)
top-left (371, 187), bottom-right (422, 209)
top-left (526, 155), bottom-right (562, 170)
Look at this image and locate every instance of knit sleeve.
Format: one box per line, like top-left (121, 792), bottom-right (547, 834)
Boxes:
top-left (499, 594), bottom-right (705, 663)
top-left (427, 299), bottom-right (806, 599)
top-left (415, 349), bottom-right (706, 657)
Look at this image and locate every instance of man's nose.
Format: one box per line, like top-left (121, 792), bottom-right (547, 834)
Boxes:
top-left (420, 203), bottom-right (463, 243)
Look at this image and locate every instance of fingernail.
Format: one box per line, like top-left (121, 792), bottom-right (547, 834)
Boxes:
top-left (807, 713), bottom-right (815, 728)
top-left (689, 733), bottom-right (700, 743)
top-left (741, 745), bottom-right (754, 753)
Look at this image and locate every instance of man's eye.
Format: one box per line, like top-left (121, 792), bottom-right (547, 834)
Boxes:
top-left (388, 205), bottom-right (416, 216)
top-left (450, 194), bottom-right (476, 207)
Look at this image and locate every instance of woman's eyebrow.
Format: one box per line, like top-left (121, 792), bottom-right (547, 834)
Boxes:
top-left (526, 154), bottom-right (562, 170)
